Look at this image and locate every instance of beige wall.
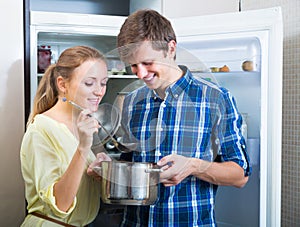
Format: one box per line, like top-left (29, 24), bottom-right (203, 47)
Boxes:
top-left (0, 0), bottom-right (25, 226)
top-left (163, 0), bottom-right (239, 17)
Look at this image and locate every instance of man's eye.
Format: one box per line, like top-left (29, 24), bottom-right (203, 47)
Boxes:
top-left (131, 62), bottom-right (153, 67)
top-left (142, 62), bottom-right (153, 66)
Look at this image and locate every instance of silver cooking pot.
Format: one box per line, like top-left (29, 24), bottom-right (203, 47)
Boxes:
top-left (94, 161), bottom-right (166, 205)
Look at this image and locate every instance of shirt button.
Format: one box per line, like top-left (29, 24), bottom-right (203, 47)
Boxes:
top-left (160, 128), bottom-right (164, 131)
top-left (174, 94), bottom-right (178, 98)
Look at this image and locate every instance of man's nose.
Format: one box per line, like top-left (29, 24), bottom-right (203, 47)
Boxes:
top-left (133, 64), bottom-right (148, 79)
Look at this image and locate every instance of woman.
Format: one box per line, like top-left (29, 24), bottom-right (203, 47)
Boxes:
top-left (20, 46), bottom-right (110, 226)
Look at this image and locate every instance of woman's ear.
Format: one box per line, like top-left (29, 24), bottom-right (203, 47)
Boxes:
top-left (56, 76), bottom-right (67, 94)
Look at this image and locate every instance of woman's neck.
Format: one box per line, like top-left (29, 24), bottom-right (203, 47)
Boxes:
top-left (43, 99), bottom-right (79, 135)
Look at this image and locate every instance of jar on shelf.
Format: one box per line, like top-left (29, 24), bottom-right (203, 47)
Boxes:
top-left (37, 45), bottom-right (52, 73)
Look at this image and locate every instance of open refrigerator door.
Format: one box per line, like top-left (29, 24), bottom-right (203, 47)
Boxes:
top-left (172, 7), bottom-right (283, 227)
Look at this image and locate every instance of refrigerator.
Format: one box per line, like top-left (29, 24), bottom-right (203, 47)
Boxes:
top-left (28, 7), bottom-right (283, 227)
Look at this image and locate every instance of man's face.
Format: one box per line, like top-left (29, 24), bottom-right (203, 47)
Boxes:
top-left (126, 41), bottom-right (177, 92)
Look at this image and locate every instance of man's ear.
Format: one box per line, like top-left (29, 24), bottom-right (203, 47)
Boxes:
top-left (167, 40), bottom-right (177, 59)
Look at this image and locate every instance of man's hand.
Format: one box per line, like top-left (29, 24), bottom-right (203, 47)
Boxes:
top-left (158, 154), bottom-right (193, 186)
top-left (158, 154), bottom-right (213, 186)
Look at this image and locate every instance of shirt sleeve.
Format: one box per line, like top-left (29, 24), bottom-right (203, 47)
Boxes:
top-left (217, 88), bottom-right (252, 176)
top-left (21, 127), bottom-right (77, 218)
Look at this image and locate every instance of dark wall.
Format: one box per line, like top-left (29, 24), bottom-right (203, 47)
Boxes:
top-left (30, 0), bottom-right (130, 16)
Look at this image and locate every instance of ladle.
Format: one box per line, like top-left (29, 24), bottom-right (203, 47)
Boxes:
top-left (67, 100), bottom-right (137, 153)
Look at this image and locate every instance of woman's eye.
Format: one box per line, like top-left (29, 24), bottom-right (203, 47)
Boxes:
top-left (85, 81), bottom-right (94, 86)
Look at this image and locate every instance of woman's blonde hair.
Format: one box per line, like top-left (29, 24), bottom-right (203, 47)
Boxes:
top-left (27, 45), bottom-right (106, 127)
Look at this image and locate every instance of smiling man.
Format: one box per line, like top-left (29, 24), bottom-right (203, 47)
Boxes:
top-left (117, 9), bottom-right (251, 227)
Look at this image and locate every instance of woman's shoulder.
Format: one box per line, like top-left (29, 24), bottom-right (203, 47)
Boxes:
top-left (22, 114), bottom-right (75, 151)
top-left (28, 114), bottom-right (57, 129)
top-left (26, 114), bottom-right (69, 137)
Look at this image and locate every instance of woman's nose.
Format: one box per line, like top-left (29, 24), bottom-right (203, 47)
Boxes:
top-left (94, 85), bottom-right (105, 96)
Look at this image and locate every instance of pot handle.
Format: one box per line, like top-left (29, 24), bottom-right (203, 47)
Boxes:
top-left (144, 161), bottom-right (173, 173)
top-left (93, 166), bottom-right (102, 176)
top-left (145, 168), bottom-right (164, 173)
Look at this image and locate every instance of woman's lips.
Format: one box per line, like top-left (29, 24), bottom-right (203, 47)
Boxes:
top-left (88, 98), bottom-right (100, 106)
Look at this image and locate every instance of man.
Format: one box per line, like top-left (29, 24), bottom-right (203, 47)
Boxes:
top-left (117, 9), bottom-right (251, 227)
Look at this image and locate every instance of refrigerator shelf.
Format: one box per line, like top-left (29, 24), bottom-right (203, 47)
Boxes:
top-left (37, 73), bottom-right (138, 80)
top-left (108, 74), bottom-right (137, 79)
top-left (192, 70), bottom-right (260, 74)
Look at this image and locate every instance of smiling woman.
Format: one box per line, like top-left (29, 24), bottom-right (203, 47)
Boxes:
top-left (20, 46), bottom-right (111, 227)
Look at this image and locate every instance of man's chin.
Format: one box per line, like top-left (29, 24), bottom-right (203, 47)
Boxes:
top-left (144, 77), bottom-right (158, 89)
top-left (145, 83), bottom-right (157, 90)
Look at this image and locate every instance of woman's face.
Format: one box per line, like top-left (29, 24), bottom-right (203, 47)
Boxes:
top-left (66, 59), bottom-right (108, 112)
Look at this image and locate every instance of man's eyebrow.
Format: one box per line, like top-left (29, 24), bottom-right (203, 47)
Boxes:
top-left (130, 59), bottom-right (155, 65)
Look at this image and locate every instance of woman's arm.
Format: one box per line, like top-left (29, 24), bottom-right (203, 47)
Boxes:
top-left (53, 110), bottom-right (99, 212)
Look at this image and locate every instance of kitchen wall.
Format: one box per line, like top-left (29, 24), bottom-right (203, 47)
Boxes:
top-left (130, 0), bottom-right (162, 14)
top-left (0, 0), bottom-right (25, 226)
top-left (242, 1), bottom-right (300, 226)
top-left (163, 0), bottom-right (239, 17)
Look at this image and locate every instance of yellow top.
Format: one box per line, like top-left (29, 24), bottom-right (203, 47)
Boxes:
top-left (20, 114), bottom-right (100, 227)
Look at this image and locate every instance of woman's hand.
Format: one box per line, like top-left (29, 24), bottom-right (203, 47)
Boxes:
top-left (76, 109), bottom-right (99, 153)
top-left (87, 152), bottom-right (112, 181)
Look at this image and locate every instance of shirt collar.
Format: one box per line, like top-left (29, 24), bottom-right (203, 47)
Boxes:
top-left (166, 65), bottom-right (192, 100)
top-left (150, 65), bottom-right (192, 100)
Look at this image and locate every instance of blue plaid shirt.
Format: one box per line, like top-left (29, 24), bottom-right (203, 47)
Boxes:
top-left (120, 66), bottom-right (251, 227)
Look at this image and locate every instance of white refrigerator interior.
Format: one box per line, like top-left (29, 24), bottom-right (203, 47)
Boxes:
top-left (177, 31), bottom-right (262, 227)
top-left (30, 7), bottom-right (282, 227)
top-left (30, 11), bottom-right (128, 109)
